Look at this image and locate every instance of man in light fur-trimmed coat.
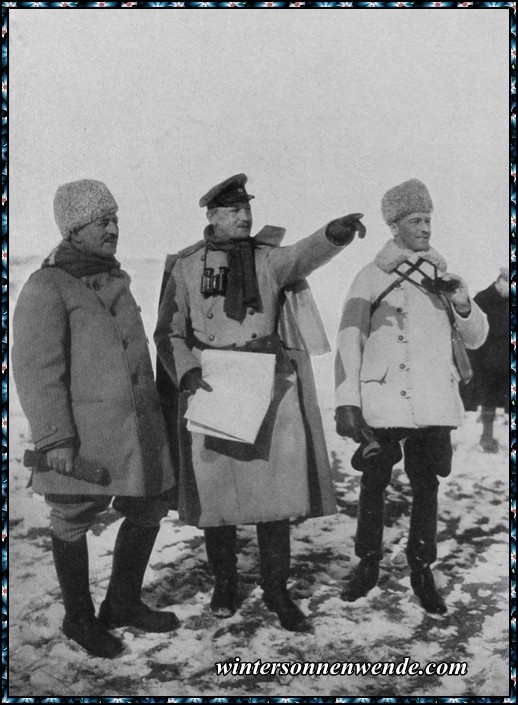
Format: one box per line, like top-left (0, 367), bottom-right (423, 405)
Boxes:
top-left (335, 179), bottom-right (488, 614)
top-left (155, 173), bottom-right (366, 632)
top-left (12, 179), bottom-right (178, 659)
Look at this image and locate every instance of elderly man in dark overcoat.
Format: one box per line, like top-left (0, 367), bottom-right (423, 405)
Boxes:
top-left (12, 179), bottom-right (178, 658)
top-left (155, 173), bottom-right (365, 632)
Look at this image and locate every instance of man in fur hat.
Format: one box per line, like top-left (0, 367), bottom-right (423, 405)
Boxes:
top-left (155, 173), bottom-right (365, 632)
top-left (335, 178), bottom-right (488, 614)
top-left (12, 179), bottom-right (178, 658)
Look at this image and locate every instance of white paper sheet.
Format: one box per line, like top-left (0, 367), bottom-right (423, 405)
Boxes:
top-left (184, 350), bottom-right (276, 444)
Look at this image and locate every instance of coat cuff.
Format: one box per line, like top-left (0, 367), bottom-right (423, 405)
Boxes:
top-left (33, 423), bottom-right (77, 452)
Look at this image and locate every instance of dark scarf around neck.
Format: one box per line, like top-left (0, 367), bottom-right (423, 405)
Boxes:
top-left (204, 225), bottom-right (262, 322)
top-left (41, 240), bottom-right (121, 279)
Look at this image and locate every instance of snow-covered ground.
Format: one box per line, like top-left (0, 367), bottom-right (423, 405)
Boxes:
top-left (8, 257), bottom-right (509, 698)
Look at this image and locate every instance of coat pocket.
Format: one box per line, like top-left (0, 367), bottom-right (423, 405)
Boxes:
top-left (360, 362), bottom-right (390, 384)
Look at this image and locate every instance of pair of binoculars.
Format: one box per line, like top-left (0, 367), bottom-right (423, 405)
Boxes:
top-left (421, 276), bottom-right (460, 295)
top-left (201, 266), bottom-right (229, 297)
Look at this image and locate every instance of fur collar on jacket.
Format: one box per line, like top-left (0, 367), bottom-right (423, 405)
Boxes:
top-left (374, 239), bottom-right (447, 274)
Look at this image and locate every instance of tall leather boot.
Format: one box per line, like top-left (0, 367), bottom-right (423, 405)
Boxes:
top-left (407, 484), bottom-right (447, 615)
top-left (257, 519), bottom-right (310, 632)
top-left (480, 407), bottom-right (498, 453)
top-left (52, 534), bottom-right (123, 658)
top-left (98, 519), bottom-right (180, 632)
top-left (204, 525), bottom-right (238, 618)
top-left (342, 474), bottom-right (386, 601)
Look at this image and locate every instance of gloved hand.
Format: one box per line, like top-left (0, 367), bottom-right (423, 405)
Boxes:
top-left (46, 444), bottom-right (75, 475)
top-left (335, 405), bottom-right (363, 442)
top-left (326, 213), bottom-right (366, 247)
top-left (180, 368), bottom-right (213, 395)
top-left (440, 273), bottom-right (471, 316)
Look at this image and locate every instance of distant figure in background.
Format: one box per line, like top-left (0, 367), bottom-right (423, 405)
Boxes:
top-left (155, 173), bottom-right (366, 632)
top-left (12, 180), bottom-right (178, 659)
top-left (335, 179), bottom-right (488, 614)
top-left (461, 267), bottom-right (509, 453)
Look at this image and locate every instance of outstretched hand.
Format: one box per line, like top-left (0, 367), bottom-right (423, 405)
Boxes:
top-left (326, 213), bottom-right (366, 247)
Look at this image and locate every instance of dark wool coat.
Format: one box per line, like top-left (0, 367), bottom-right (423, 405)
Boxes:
top-left (155, 226), bottom-right (340, 528)
top-left (461, 283), bottom-right (509, 410)
top-left (12, 267), bottom-right (174, 497)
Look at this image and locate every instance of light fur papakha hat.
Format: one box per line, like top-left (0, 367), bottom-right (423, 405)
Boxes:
top-left (53, 179), bottom-right (118, 239)
top-left (381, 178), bottom-right (434, 225)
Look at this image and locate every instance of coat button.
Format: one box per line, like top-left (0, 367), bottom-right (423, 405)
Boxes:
top-left (131, 373), bottom-right (139, 385)
top-left (251, 333), bottom-right (257, 339)
top-left (399, 363), bottom-right (405, 369)
top-left (110, 310), bottom-right (117, 317)
top-left (249, 310), bottom-right (255, 315)
top-left (122, 340), bottom-right (129, 349)
top-left (400, 390), bottom-right (406, 396)
top-left (398, 335), bottom-right (404, 341)
top-left (207, 313), bottom-right (213, 319)
top-left (397, 307), bottom-right (403, 313)
top-left (209, 335), bottom-right (215, 341)
top-left (201, 255), bottom-right (206, 261)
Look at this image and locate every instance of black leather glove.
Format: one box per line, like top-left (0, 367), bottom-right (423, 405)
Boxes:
top-left (180, 368), bottom-right (213, 395)
top-left (335, 405), bottom-right (363, 442)
top-left (326, 213), bottom-right (366, 247)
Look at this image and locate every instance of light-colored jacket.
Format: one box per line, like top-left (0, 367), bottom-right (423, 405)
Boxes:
top-left (155, 226), bottom-right (342, 527)
top-left (12, 266), bottom-right (174, 497)
top-left (335, 240), bottom-right (488, 429)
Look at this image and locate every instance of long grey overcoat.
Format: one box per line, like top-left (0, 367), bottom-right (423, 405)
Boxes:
top-left (12, 266), bottom-right (174, 497)
top-left (155, 226), bottom-right (341, 528)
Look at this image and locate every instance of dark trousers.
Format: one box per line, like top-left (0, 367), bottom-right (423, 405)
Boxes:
top-left (354, 427), bottom-right (452, 568)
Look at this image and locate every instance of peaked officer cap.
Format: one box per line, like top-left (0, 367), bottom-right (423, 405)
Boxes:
top-left (199, 173), bottom-right (255, 209)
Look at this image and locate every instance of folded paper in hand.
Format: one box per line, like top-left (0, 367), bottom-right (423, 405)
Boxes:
top-left (184, 350), bottom-right (276, 444)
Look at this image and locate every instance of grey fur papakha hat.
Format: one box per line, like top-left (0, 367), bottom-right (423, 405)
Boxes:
top-left (53, 179), bottom-right (118, 239)
top-left (381, 179), bottom-right (433, 225)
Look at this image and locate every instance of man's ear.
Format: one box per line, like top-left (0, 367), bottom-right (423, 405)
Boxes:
top-left (206, 208), bottom-right (216, 224)
top-left (389, 222), bottom-right (399, 237)
top-left (69, 229), bottom-right (81, 246)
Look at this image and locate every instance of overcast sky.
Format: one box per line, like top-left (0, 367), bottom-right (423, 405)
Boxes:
top-left (9, 8), bottom-right (508, 318)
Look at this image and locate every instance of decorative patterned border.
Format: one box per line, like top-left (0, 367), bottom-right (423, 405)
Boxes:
top-left (1, 1), bottom-right (515, 703)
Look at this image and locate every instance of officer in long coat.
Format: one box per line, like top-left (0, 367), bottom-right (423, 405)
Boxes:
top-left (12, 180), bottom-right (178, 659)
top-left (155, 173), bottom-right (365, 631)
top-left (335, 179), bottom-right (488, 614)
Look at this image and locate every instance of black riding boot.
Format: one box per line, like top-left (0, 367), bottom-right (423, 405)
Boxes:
top-left (257, 519), bottom-right (310, 632)
top-left (342, 473), bottom-right (386, 601)
top-left (205, 525), bottom-right (238, 618)
top-left (52, 534), bottom-right (123, 658)
top-left (99, 519), bottom-right (180, 632)
top-left (480, 407), bottom-right (498, 453)
top-left (407, 484), bottom-right (447, 615)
